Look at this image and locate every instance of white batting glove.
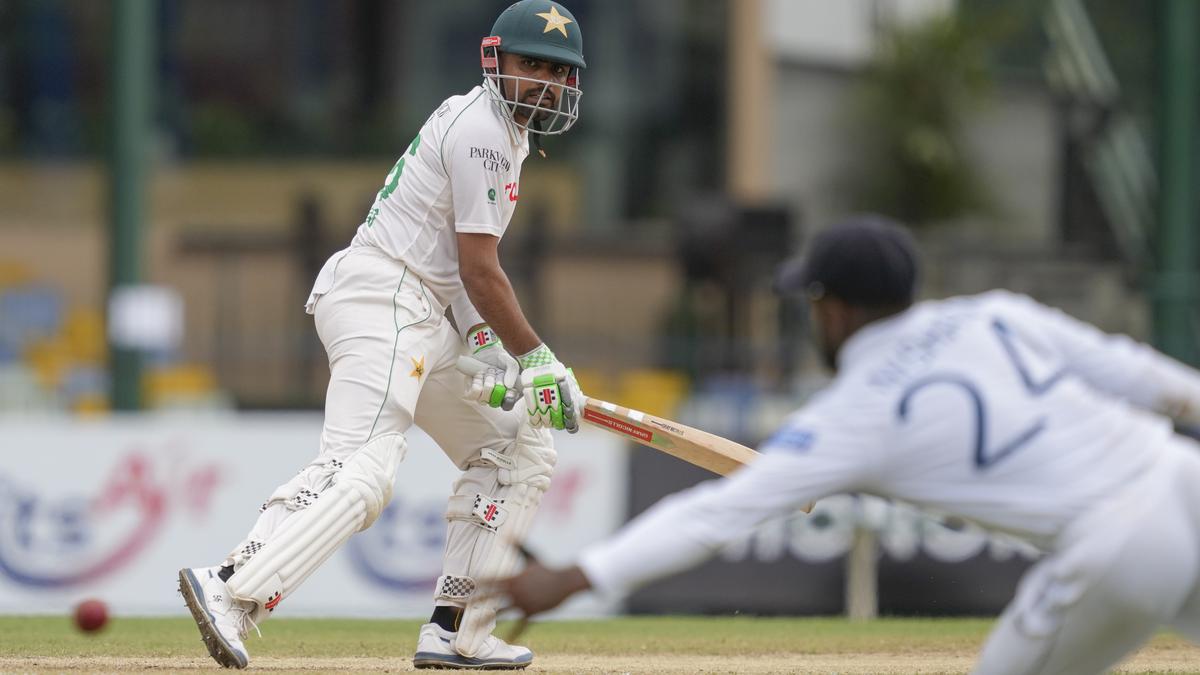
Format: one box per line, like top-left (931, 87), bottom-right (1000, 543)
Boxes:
top-left (463, 325), bottom-right (519, 408)
top-left (517, 344), bottom-right (583, 433)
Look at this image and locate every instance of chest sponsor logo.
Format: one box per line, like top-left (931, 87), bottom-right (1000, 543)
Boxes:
top-left (504, 182), bottom-right (519, 203)
top-left (469, 146), bottom-right (511, 173)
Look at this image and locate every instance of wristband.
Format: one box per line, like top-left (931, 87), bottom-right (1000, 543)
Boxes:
top-left (467, 325), bottom-right (501, 354)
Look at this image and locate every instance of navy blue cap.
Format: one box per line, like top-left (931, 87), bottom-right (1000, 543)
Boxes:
top-left (774, 214), bottom-right (919, 307)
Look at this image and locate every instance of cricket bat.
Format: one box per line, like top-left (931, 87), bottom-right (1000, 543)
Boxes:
top-left (578, 398), bottom-right (757, 476)
top-left (456, 356), bottom-right (761, 477)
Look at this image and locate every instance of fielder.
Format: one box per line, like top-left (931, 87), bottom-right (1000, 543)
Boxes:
top-left (496, 216), bottom-right (1200, 674)
top-left (178, 1), bottom-right (586, 669)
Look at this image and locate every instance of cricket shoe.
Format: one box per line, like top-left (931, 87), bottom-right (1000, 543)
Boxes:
top-left (412, 623), bottom-right (533, 670)
top-left (178, 566), bottom-right (258, 669)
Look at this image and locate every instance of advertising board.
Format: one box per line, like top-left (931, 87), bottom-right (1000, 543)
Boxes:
top-left (0, 414), bottom-right (627, 618)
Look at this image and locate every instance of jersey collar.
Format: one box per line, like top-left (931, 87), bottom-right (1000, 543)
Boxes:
top-left (836, 309), bottom-right (912, 370)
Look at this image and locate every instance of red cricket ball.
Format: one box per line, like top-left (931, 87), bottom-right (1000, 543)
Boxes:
top-left (74, 598), bottom-right (109, 633)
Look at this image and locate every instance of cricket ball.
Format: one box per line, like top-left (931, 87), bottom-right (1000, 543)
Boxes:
top-left (74, 598), bottom-right (109, 633)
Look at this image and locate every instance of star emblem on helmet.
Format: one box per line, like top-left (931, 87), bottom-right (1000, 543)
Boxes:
top-left (536, 5), bottom-right (572, 38)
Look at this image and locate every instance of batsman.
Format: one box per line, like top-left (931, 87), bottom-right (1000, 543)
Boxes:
top-left (178, 1), bottom-right (586, 669)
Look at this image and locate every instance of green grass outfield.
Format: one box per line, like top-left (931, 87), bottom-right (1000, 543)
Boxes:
top-left (1, 615), bottom-right (1197, 673)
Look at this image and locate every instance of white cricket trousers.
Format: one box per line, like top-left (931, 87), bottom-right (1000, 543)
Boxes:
top-left (311, 246), bottom-right (531, 467)
top-left (232, 246), bottom-right (546, 603)
top-left (974, 438), bottom-right (1200, 674)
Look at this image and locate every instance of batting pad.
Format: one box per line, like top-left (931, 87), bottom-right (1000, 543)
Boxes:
top-left (226, 433), bottom-right (406, 611)
top-left (446, 427), bottom-right (556, 657)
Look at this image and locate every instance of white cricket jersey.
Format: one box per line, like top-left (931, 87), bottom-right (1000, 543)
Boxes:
top-left (579, 290), bottom-right (1200, 595)
top-left (350, 82), bottom-right (529, 308)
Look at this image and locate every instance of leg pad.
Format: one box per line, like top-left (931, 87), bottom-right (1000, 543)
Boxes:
top-left (446, 427), bottom-right (555, 657)
top-left (226, 433), bottom-right (406, 613)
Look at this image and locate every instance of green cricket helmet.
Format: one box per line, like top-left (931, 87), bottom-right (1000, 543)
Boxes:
top-left (481, 0), bottom-right (584, 136)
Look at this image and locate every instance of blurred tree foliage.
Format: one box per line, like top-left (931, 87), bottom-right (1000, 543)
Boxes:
top-left (958, 0), bottom-right (1157, 124)
top-left (190, 102), bottom-right (264, 157)
top-left (846, 10), bottom-right (1006, 226)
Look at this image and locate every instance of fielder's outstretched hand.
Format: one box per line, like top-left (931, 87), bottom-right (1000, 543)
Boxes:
top-left (489, 563), bottom-right (592, 618)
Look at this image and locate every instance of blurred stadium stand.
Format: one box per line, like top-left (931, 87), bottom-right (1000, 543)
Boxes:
top-left (0, 265), bottom-right (228, 413)
top-left (0, 0), bottom-right (1188, 429)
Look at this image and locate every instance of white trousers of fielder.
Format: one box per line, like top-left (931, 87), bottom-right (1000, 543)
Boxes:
top-left (974, 438), bottom-right (1200, 674)
top-left (221, 247), bottom-right (554, 656)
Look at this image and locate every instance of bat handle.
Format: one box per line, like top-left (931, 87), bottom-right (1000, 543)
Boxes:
top-left (501, 388), bottom-right (519, 411)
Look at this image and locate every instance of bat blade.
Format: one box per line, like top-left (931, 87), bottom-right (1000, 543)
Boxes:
top-left (581, 398), bottom-right (757, 476)
top-left (581, 398), bottom-right (812, 512)
top-left (455, 355), bottom-right (812, 511)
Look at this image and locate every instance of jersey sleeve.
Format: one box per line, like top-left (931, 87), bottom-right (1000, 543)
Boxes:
top-left (443, 116), bottom-right (511, 237)
top-left (1003, 292), bottom-right (1200, 424)
top-left (577, 389), bottom-right (880, 595)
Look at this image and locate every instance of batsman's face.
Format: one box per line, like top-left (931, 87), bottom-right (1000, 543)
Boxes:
top-left (498, 52), bottom-right (570, 124)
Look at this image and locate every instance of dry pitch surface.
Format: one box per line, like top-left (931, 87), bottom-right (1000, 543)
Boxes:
top-left (2, 616), bottom-right (1198, 674)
